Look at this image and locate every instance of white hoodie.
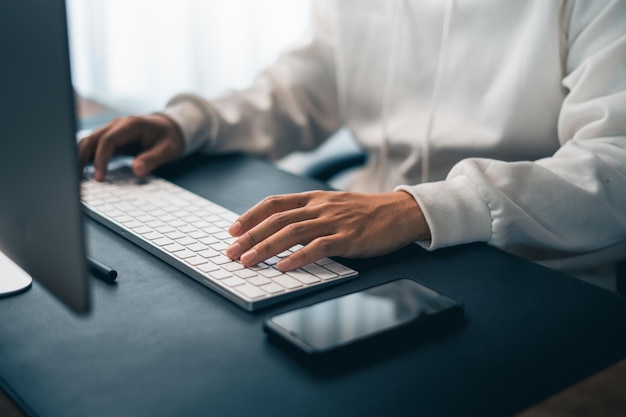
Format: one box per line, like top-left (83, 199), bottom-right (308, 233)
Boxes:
top-left (163, 0), bottom-right (626, 290)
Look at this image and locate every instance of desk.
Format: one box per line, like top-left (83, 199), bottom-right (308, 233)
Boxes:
top-left (1, 155), bottom-right (626, 417)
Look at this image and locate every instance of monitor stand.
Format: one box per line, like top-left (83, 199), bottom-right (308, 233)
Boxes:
top-left (0, 249), bottom-right (32, 296)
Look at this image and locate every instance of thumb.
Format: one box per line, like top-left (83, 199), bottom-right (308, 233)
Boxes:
top-left (132, 140), bottom-right (180, 176)
top-left (131, 157), bottom-right (151, 177)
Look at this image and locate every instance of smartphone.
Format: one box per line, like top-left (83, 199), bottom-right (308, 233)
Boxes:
top-left (264, 278), bottom-right (464, 357)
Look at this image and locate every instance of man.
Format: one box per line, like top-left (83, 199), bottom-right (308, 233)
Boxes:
top-left (79, 0), bottom-right (626, 291)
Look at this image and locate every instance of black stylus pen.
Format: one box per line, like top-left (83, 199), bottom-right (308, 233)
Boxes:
top-left (87, 256), bottom-right (118, 283)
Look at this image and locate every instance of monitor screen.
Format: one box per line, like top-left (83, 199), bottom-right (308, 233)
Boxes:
top-left (0, 0), bottom-right (90, 313)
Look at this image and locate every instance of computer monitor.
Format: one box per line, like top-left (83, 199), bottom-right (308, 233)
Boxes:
top-left (0, 0), bottom-right (90, 313)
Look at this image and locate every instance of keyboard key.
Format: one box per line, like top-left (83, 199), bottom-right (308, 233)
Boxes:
top-left (223, 262), bottom-right (244, 272)
top-left (247, 276), bottom-right (271, 286)
top-left (272, 275), bottom-right (303, 289)
top-left (143, 231), bottom-right (163, 241)
top-left (214, 231), bottom-right (232, 241)
top-left (176, 236), bottom-right (197, 246)
top-left (168, 219), bottom-right (186, 228)
top-left (198, 236), bottom-right (219, 245)
top-left (287, 269), bottom-right (321, 284)
top-left (185, 256), bottom-right (208, 266)
top-left (187, 242), bottom-right (209, 252)
top-left (132, 226), bottom-right (153, 235)
top-left (235, 269), bottom-right (257, 279)
top-left (192, 220), bottom-right (211, 229)
top-left (302, 264), bottom-right (338, 280)
top-left (178, 225), bottom-right (197, 234)
top-left (188, 230), bottom-right (208, 239)
top-left (122, 220), bottom-right (143, 229)
top-left (315, 257), bottom-right (333, 265)
top-left (264, 256), bottom-right (281, 265)
top-left (165, 230), bottom-right (186, 240)
top-left (173, 249), bottom-right (196, 259)
top-left (198, 263), bottom-right (219, 273)
top-left (248, 263), bottom-right (269, 271)
top-left (209, 270), bottom-right (232, 280)
top-left (234, 284), bottom-right (266, 299)
top-left (260, 282), bottom-right (285, 294)
top-left (213, 220), bottom-right (231, 229)
top-left (221, 212), bottom-right (239, 222)
top-left (162, 243), bottom-right (185, 253)
top-left (321, 262), bottom-right (355, 276)
top-left (258, 268), bottom-right (282, 278)
top-left (211, 255), bottom-right (232, 265)
top-left (153, 237), bottom-right (175, 247)
top-left (210, 242), bottom-right (229, 251)
top-left (222, 277), bottom-right (246, 287)
top-left (198, 248), bottom-right (220, 258)
top-left (106, 210), bottom-right (125, 219)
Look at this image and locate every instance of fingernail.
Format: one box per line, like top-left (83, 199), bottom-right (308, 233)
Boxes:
top-left (226, 242), bottom-right (242, 259)
top-left (240, 249), bottom-right (258, 265)
top-left (277, 257), bottom-right (293, 271)
top-left (229, 221), bottom-right (242, 236)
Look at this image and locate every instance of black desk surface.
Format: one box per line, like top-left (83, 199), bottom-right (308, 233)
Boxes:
top-left (1, 154), bottom-right (626, 417)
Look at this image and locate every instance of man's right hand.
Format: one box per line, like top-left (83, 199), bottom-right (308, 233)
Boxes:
top-left (78, 113), bottom-right (185, 181)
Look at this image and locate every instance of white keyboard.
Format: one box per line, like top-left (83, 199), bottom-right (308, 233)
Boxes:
top-left (81, 167), bottom-right (358, 310)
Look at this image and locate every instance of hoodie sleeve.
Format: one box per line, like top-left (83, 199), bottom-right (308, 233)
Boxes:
top-left (161, 0), bottom-right (341, 161)
top-left (396, 0), bottom-right (626, 261)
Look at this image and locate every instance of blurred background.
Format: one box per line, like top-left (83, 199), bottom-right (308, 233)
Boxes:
top-left (67, 0), bottom-right (311, 114)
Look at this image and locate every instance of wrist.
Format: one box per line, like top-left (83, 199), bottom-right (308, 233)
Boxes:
top-left (161, 96), bottom-right (218, 156)
top-left (394, 190), bottom-right (432, 242)
top-left (150, 113), bottom-right (184, 150)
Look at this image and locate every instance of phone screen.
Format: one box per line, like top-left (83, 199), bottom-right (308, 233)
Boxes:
top-left (265, 279), bottom-right (461, 353)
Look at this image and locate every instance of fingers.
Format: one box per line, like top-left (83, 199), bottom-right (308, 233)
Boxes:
top-left (234, 218), bottom-right (337, 271)
top-left (77, 122), bottom-right (112, 169)
top-left (79, 117), bottom-right (142, 180)
top-left (226, 193), bottom-right (314, 265)
top-left (92, 119), bottom-right (142, 180)
top-left (276, 236), bottom-right (337, 271)
top-left (77, 114), bottom-right (184, 181)
top-left (229, 193), bottom-right (310, 237)
top-left (244, 217), bottom-right (319, 265)
top-left (226, 192), bottom-right (343, 271)
top-left (226, 207), bottom-right (316, 261)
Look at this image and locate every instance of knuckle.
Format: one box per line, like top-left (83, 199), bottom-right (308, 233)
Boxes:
top-left (262, 195), bottom-right (281, 210)
top-left (125, 115), bottom-right (143, 125)
top-left (314, 236), bottom-right (335, 255)
top-left (99, 131), bottom-right (118, 147)
top-left (307, 236), bottom-right (340, 257)
top-left (256, 240), bottom-right (274, 258)
top-left (268, 212), bottom-right (288, 227)
top-left (286, 222), bottom-right (304, 237)
top-left (241, 231), bottom-right (258, 247)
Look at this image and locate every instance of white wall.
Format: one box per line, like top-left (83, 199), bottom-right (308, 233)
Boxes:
top-left (67, 0), bottom-right (312, 113)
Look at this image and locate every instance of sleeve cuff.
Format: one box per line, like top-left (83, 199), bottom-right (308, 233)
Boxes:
top-left (394, 176), bottom-right (493, 250)
top-left (161, 94), bottom-right (219, 156)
